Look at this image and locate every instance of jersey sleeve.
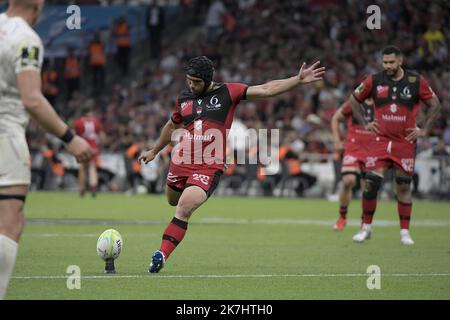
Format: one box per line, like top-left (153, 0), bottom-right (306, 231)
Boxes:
top-left (340, 101), bottom-right (353, 117)
top-left (171, 111), bottom-right (183, 124)
top-left (419, 75), bottom-right (435, 101)
top-left (170, 97), bottom-right (183, 124)
top-left (14, 35), bottom-right (44, 74)
top-left (352, 75), bottom-right (373, 103)
top-left (226, 83), bottom-right (248, 105)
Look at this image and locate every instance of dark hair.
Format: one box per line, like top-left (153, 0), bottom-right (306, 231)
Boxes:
top-left (81, 107), bottom-right (92, 116)
top-left (185, 56), bottom-right (214, 83)
top-left (382, 45), bottom-right (402, 56)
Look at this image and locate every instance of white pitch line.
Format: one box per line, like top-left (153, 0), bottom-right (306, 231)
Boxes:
top-left (22, 233), bottom-right (158, 238)
top-left (24, 233), bottom-right (98, 237)
top-left (26, 218), bottom-right (450, 227)
top-left (11, 273), bottom-right (450, 280)
top-left (200, 218), bottom-right (450, 227)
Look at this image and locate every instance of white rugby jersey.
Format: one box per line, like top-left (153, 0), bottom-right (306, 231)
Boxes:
top-left (0, 13), bottom-right (43, 133)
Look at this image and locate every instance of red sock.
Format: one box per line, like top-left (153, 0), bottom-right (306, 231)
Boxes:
top-left (398, 201), bottom-right (412, 229)
top-left (362, 196), bottom-right (377, 224)
top-left (339, 206), bottom-right (348, 219)
top-left (159, 217), bottom-right (188, 260)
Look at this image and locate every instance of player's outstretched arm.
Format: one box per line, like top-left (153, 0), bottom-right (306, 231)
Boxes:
top-left (139, 119), bottom-right (181, 164)
top-left (17, 70), bottom-right (92, 163)
top-left (246, 61), bottom-right (325, 100)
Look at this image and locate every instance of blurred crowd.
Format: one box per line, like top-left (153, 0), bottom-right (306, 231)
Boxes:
top-left (26, 0), bottom-right (450, 195)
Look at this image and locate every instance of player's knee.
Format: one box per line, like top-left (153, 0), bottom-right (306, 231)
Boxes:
top-left (176, 194), bottom-right (205, 220)
top-left (397, 184), bottom-right (411, 195)
top-left (396, 176), bottom-right (412, 194)
top-left (0, 208), bottom-right (25, 241)
top-left (175, 201), bottom-right (194, 220)
top-left (342, 179), bottom-right (356, 190)
top-left (395, 176), bottom-right (412, 186)
top-left (341, 173), bottom-right (357, 189)
top-left (363, 172), bottom-right (383, 199)
top-left (167, 197), bottom-right (179, 206)
top-left (14, 210), bottom-right (25, 239)
top-left (166, 187), bottom-right (181, 206)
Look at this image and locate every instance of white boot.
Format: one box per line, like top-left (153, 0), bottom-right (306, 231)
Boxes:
top-left (353, 224), bottom-right (372, 243)
top-left (400, 229), bottom-right (414, 245)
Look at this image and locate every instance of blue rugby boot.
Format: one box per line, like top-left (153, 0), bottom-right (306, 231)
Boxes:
top-left (149, 250), bottom-right (165, 273)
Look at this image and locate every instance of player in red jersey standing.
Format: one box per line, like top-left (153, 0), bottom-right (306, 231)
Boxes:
top-left (139, 56), bottom-right (325, 272)
top-left (331, 98), bottom-right (375, 231)
top-left (74, 105), bottom-right (104, 197)
top-left (349, 46), bottom-right (441, 245)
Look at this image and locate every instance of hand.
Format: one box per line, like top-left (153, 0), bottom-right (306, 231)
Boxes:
top-left (66, 135), bottom-right (93, 163)
top-left (405, 127), bottom-right (426, 143)
top-left (138, 149), bottom-right (156, 164)
top-left (364, 121), bottom-right (379, 134)
top-left (298, 61), bottom-right (326, 84)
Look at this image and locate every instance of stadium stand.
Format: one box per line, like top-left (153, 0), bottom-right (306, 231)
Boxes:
top-left (8, 0), bottom-right (448, 198)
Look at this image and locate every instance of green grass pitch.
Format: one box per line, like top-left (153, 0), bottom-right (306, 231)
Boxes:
top-left (6, 192), bottom-right (450, 299)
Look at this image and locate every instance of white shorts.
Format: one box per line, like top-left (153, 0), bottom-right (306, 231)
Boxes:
top-left (0, 133), bottom-right (31, 187)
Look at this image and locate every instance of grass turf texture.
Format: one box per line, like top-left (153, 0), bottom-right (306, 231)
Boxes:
top-left (6, 192), bottom-right (450, 299)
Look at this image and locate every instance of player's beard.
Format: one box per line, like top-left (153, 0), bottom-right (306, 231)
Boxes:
top-left (386, 66), bottom-right (399, 79)
top-left (190, 87), bottom-right (201, 97)
top-left (190, 85), bottom-right (205, 97)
